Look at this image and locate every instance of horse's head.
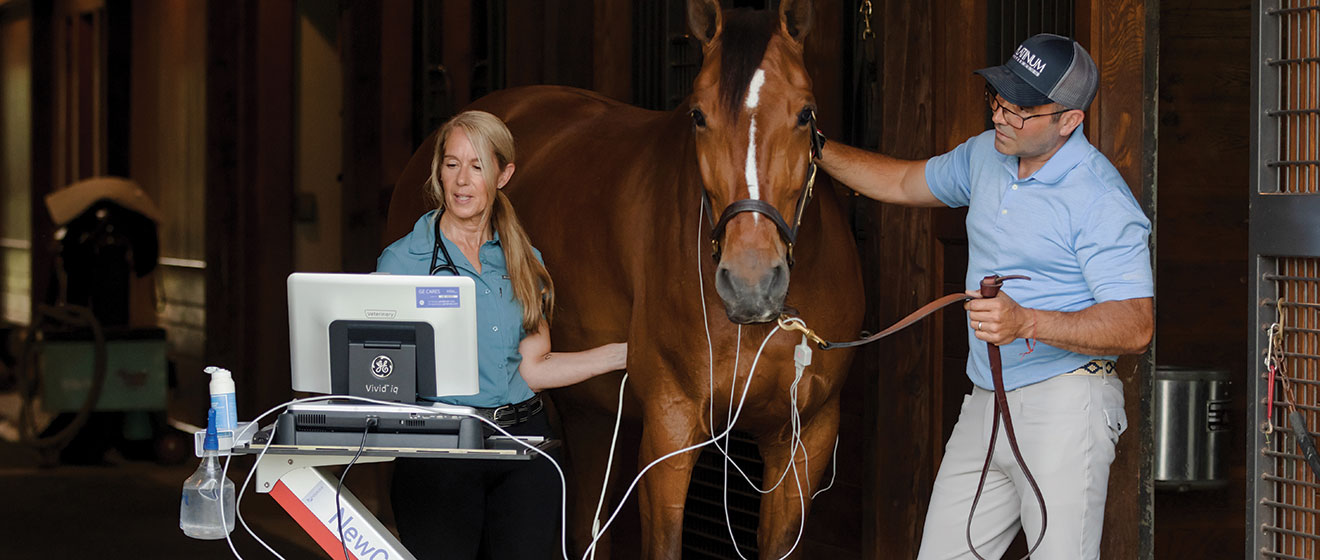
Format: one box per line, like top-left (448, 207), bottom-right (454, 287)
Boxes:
top-left (687, 0), bottom-right (820, 325)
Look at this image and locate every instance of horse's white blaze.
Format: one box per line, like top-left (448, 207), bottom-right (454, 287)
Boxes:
top-left (744, 69), bottom-right (766, 109)
top-left (745, 117), bottom-right (760, 201)
top-left (743, 68), bottom-right (767, 204)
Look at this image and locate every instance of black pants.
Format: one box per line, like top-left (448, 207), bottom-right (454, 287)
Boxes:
top-left (391, 412), bottom-right (562, 560)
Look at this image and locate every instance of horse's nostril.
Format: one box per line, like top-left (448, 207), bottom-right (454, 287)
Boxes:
top-left (715, 266), bottom-right (734, 295)
top-left (762, 263), bottom-right (788, 294)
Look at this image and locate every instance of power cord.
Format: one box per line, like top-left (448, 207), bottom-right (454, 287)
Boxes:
top-left (338, 417), bottom-right (375, 560)
top-left (228, 420), bottom-right (285, 560)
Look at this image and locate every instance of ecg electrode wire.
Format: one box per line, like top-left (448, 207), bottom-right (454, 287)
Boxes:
top-left (696, 202), bottom-right (809, 497)
top-left (587, 372), bottom-right (629, 560)
top-left (812, 436), bottom-right (840, 499)
top-left (693, 196), bottom-right (816, 560)
top-left (581, 321), bottom-right (783, 560)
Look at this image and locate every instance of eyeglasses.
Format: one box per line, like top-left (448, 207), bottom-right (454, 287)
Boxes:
top-left (984, 86), bottom-right (1071, 129)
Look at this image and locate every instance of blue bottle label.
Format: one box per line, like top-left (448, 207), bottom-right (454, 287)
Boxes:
top-left (210, 393), bottom-right (237, 438)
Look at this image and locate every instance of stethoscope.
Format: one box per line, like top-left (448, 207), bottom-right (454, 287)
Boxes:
top-left (429, 215), bottom-right (460, 277)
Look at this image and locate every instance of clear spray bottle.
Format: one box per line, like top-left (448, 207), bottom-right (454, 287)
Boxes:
top-left (179, 408), bottom-right (236, 539)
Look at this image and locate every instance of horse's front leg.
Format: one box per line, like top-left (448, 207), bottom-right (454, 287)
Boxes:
top-left (756, 396), bottom-right (841, 559)
top-left (637, 397), bottom-right (707, 560)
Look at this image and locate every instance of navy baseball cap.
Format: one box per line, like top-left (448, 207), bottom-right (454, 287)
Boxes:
top-left (975, 33), bottom-right (1099, 110)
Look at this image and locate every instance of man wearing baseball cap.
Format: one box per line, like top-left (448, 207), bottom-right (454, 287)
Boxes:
top-left (817, 34), bottom-right (1153, 559)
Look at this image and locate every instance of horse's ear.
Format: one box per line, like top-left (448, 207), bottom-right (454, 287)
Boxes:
top-left (779, 0), bottom-right (813, 43)
top-left (687, 0), bottom-right (722, 46)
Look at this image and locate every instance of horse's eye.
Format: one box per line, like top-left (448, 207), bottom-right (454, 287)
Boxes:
top-left (690, 108), bottom-right (707, 128)
top-left (796, 107), bottom-right (814, 127)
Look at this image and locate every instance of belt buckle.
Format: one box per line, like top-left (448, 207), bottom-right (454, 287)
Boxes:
top-left (492, 404), bottom-right (517, 426)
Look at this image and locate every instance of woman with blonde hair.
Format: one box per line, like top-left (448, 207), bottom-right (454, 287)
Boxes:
top-left (378, 110), bottom-right (626, 559)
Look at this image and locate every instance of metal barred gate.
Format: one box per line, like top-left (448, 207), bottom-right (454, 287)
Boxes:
top-left (1249, 2), bottom-right (1320, 559)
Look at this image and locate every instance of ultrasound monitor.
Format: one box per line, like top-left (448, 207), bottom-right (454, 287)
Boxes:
top-left (287, 272), bottom-right (479, 402)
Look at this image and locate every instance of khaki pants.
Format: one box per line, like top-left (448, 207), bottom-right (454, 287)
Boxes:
top-left (916, 373), bottom-right (1127, 560)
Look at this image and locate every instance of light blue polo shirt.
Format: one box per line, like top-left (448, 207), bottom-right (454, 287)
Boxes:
top-left (925, 125), bottom-right (1152, 390)
top-left (376, 210), bottom-right (539, 408)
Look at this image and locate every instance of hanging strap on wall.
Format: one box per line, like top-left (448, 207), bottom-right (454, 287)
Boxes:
top-left (850, 0), bottom-right (880, 151)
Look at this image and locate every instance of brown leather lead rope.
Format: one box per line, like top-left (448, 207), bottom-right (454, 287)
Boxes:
top-left (967, 274), bottom-right (1046, 560)
top-left (778, 274), bottom-right (1049, 557)
top-left (779, 292), bottom-right (974, 350)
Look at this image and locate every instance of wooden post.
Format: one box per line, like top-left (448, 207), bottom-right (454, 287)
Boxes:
top-left (861, 1), bottom-right (936, 557)
top-left (1078, 1), bottom-right (1155, 558)
top-left (205, 0), bottom-right (295, 419)
top-left (341, 0), bottom-right (384, 273)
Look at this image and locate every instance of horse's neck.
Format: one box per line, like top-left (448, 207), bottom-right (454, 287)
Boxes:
top-left (672, 127), bottom-right (711, 261)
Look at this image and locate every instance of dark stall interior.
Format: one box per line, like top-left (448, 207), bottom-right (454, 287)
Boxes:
top-left (0, 0), bottom-right (1309, 558)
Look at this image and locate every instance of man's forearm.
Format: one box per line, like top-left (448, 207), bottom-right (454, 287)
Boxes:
top-left (1032, 298), bottom-right (1153, 356)
top-left (817, 142), bottom-right (941, 207)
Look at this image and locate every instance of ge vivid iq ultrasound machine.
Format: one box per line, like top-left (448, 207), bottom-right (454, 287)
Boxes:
top-left (221, 273), bottom-right (554, 559)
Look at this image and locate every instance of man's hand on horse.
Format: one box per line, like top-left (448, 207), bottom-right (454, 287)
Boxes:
top-left (964, 288), bottom-right (1035, 346)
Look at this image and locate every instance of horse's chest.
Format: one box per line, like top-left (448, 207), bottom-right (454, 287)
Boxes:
top-left (703, 364), bottom-right (818, 423)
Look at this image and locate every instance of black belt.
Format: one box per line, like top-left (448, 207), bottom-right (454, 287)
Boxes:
top-left (474, 394), bottom-right (543, 428)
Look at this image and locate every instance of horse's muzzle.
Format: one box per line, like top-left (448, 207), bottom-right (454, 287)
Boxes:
top-left (714, 260), bottom-right (789, 324)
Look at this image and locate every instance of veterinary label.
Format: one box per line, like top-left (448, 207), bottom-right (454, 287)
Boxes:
top-left (416, 287), bottom-right (460, 308)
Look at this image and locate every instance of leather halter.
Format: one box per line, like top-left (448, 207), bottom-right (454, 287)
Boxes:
top-left (703, 111), bottom-right (824, 267)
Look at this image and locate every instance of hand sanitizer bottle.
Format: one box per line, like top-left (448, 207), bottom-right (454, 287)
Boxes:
top-left (206, 366), bottom-right (238, 451)
top-left (180, 408), bottom-right (236, 539)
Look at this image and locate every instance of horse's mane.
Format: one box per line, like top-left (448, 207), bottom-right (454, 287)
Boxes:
top-left (718, 9), bottom-right (776, 114)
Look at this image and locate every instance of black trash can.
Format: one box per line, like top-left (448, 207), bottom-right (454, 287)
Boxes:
top-left (1153, 366), bottom-right (1231, 491)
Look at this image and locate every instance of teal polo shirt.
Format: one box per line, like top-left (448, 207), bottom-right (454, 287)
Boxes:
top-left (925, 125), bottom-right (1153, 391)
top-left (376, 210), bottom-right (539, 407)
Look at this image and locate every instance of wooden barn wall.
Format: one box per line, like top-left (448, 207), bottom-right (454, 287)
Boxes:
top-left (593, 0), bottom-right (632, 101)
top-left (796, 3), bottom-right (858, 557)
top-left (341, 0), bottom-right (386, 274)
top-left (1153, 0), bottom-right (1251, 558)
top-left (1077, 0), bottom-right (1157, 557)
top-left (857, 0), bottom-right (942, 557)
top-left (340, 0), bottom-right (417, 274)
top-left (204, 0), bottom-right (296, 420)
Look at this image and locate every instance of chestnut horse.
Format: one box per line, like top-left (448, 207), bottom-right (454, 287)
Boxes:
top-left (385, 1), bottom-right (864, 557)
